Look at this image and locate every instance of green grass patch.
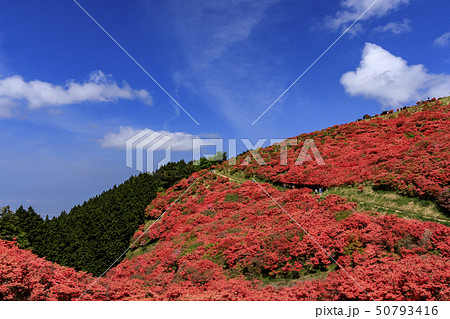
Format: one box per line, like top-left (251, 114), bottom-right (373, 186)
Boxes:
top-left (335, 210), bottom-right (353, 221)
top-left (326, 186), bottom-right (450, 226)
top-left (257, 264), bottom-right (339, 288)
top-left (125, 240), bottom-right (159, 259)
top-left (201, 209), bottom-right (216, 217)
top-left (181, 241), bottom-right (203, 256)
top-left (438, 96), bottom-right (450, 106)
top-left (224, 193), bottom-right (241, 202)
top-left (343, 234), bottom-right (364, 255)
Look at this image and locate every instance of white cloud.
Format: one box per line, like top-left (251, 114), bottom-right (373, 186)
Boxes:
top-left (99, 126), bottom-right (202, 151)
top-left (340, 43), bottom-right (450, 107)
top-left (326, 0), bottom-right (410, 31)
top-left (374, 19), bottom-right (411, 35)
top-left (0, 71), bottom-right (151, 117)
top-left (434, 32), bottom-right (450, 46)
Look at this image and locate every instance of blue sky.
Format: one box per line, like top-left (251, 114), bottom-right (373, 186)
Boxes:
top-left (0, 0), bottom-right (449, 216)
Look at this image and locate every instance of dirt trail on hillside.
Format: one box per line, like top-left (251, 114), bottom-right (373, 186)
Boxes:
top-left (215, 172), bottom-right (242, 184)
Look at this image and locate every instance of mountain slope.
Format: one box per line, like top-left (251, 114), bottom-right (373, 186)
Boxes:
top-left (109, 98), bottom-right (449, 300)
top-left (109, 171), bottom-right (450, 300)
top-left (2, 170), bottom-right (449, 300)
top-left (1, 98), bottom-right (449, 300)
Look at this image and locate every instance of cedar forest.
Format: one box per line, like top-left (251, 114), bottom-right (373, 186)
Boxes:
top-left (0, 97), bottom-right (449, 301)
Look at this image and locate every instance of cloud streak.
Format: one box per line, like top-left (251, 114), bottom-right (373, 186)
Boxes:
top-left (326, 0), bottom-right (410, 31)
top-left (169, 0), bottom-right (279, 63)
top-left (434, 32), bottom-right (450, 46)
top-left (374, 19), bottom-right (411, 35)
top-left (340, 43), bottom-right (450, 107)
top-left (0, 70), bottom-right (151, 118)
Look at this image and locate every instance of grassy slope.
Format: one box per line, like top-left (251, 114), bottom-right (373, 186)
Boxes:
top-left (216, 168), bottom-right (450, 226)
top-left (326, 186), bottom-right (450, 226)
